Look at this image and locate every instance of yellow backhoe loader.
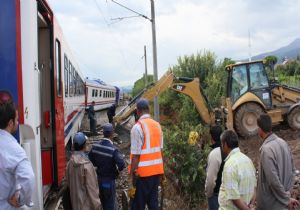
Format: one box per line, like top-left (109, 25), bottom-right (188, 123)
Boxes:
top-left (115, 60), bottom-right (300, 137)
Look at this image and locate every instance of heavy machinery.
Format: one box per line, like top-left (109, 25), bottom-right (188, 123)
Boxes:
top-left (115, 60), bottom-right (300, 137)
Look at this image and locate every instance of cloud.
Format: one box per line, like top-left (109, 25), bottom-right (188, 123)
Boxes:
top-left (48, 0), bottom-right (300, 86)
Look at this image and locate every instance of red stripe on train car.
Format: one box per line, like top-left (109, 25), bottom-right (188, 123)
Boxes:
top-left (16, 0), bottom-right (24, 124)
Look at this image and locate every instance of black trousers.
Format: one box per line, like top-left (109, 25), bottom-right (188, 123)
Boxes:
top-left (131, 175), bottom-right (160, 210)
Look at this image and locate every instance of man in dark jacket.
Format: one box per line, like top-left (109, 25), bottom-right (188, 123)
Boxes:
top-left (107, 104), bottom-right (116, 124)
top-left (88, 101), bottom-right (96, 134)
top-left (89, 123), bottom-right (125, 210)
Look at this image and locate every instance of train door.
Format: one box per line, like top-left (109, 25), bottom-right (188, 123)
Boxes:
top-left (37, 1), bottom-right (55, 200)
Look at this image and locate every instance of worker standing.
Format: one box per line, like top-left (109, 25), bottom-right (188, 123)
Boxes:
top-left (255, 114), bottom-right (299, 210)
top-left (66, 132), bottom-right (101, 210)
top-left (107, 104), bottom-right (116, 124)
top-left (0, 98), bottom-right (35, 209)
top-left (89, 123), bottom-right (126, 210)
top-left (129, 98), bottom-right (164, 210)
top-left (88, 101), bottom-right (97, 134)
top-left (205, 126), bottom-right (225, 210)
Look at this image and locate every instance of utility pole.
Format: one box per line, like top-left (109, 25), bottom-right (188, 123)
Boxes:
top-left (144, 45), bottom-right (148, 88)
top-left (150, 0), bottom-right (159, 122)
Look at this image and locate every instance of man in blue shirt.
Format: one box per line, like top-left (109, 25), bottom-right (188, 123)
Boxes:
top-left (89, 123), bottom-right (126, 210)
top-left (0, 100), bottom-right (35, 209)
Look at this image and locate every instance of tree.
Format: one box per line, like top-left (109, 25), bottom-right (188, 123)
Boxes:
top-left (131, 74), bottom-right (153, 97)
top-left (264, 55), bottom-right (278, 66)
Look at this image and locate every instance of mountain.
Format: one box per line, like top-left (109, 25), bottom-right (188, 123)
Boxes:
top-left (250, 38), bottom-right (300, 62)
top-left (121, 85), bottom-right (133, 94)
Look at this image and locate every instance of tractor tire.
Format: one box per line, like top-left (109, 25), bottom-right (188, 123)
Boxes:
top-left (234, 103), bottom-right (264, 137)
top-left (288, 106), bottom-right (300, 130)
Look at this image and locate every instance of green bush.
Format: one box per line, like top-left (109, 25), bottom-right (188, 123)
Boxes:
top-left (163, 123), bottom-right (211, 205)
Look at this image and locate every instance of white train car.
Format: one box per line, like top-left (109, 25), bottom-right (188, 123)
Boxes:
top-left (85, 78), bottom-right (117, 111)
top-left (0, 0), bottom-right (85, 208)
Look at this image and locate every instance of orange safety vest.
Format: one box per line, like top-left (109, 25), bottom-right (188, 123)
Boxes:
top-left (128, 117), bottom-right (164, 177)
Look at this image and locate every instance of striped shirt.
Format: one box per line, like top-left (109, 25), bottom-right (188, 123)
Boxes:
top-left (130, 114), bottom-right (163, 155)
top-left (219, 148), bottom-right (256, 210)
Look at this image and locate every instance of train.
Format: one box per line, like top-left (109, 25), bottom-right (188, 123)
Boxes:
top-left (0, 0), bottom-right (122, 208)
top-left (85, 78), bottom-right (123, 111)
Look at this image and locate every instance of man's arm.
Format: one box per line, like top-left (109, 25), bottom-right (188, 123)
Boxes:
top-left (114, 149), bottom-right (126, 172)
top-left (11, 159), bottom-right (35, 207)
top-left (232, 199), bottom-right (253, 210)
top-left (130, 154), bottom-right (140, 186)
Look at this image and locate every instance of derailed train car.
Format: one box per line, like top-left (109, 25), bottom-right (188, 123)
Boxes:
top-left (0, 0), bottom-right (85, 208)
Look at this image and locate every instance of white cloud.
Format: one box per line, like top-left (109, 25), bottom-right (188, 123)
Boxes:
top-left (48, 0), bottom-right (300, 86)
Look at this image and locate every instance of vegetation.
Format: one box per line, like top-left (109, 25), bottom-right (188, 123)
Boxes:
top-left (131, 74), bottom-right (154, 97)
top-left (131, 52), bottom-right (300, 207)
top-left (274, 57), bottom-right (300, 88)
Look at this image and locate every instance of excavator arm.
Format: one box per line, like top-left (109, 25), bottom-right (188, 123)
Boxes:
top-left (114, 70), bottom-right (214, 125)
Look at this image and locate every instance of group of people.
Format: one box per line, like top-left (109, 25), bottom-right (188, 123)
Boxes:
top-left (205, 114), bottom-right (299, 210)
top-left (1, 91), bottom-right (299, 210)
top-left (67, 98), bottom-right (164, 210)
top-left (87, 101), bottom-right (116, 135)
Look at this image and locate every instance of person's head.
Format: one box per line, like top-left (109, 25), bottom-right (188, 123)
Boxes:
top-left (220, 130), bottom-right (239, 155)
top-left (136, 98), bottom-right (149, 117)
top-left (92, 101), bottom-right (95, 105)
top-left (257, 114), bottom-right (272, 139)
top-left (0, 90), bottom-right (13, 104)
top-left (0, 101), bottom-right (18, 134)
top-left (103, 123), bottom-right (113, 138)
top-left (210, 125), bottom-right (223, 144)
top-left (73, 132), bottom-right (87, 151)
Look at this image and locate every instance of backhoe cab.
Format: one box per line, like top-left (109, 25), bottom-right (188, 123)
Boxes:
top-left (226, 60), bottom-right (300, 137)
top-left (114, 60), bottom-right (300, 137)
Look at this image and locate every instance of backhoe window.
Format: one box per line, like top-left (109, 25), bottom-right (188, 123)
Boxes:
top-left (231, 65), bottom-right (248, 101)
top-left (249, 63), bottom-right (268, 89)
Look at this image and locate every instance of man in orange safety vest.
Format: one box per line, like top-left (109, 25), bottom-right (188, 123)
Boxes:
top-left (128, 98), bottom-right (164, 210)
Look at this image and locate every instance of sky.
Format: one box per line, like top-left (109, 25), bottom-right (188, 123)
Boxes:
top-left (48, 0), bottom-right (300, 87)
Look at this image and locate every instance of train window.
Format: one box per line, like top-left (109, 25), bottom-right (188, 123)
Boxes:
top-left (69, 61), bottom-right (73, 97)
top-left (92, 89), bottom-right (95, 97)
top-left (73, 67), bottom-right (76, 95)
top-left (64, 55), bottom-right (69, 97)
top-left (99, 90), bottom-right (102, 97)
top-left (95, 90), bottom-right (98, 97)
top-left (55, 40), bottom-right (62, 96)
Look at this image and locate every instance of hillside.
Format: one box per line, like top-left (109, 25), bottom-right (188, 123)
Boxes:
top-left (251, 38), bottom-right (300, 62)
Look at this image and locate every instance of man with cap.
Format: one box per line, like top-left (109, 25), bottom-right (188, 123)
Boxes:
top-left (66, 132), bottom-right (101, 210)
top-left (89, 123), bottom-right (125, 210)
top-left (129, 98), bottom-right (164, 210)
top-left (205, 125), bottom-right (225, 210)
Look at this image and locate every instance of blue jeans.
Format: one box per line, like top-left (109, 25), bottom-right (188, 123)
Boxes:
top-left (208, 194), bottom-right (219, 210)
top-left (99, 179), bottom-right (117, 210)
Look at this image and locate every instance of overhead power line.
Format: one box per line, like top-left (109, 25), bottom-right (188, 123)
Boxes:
top-left (111, 0), bottom-right (151, 21)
